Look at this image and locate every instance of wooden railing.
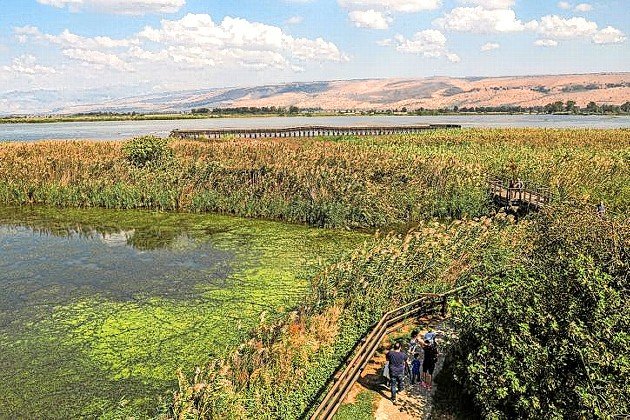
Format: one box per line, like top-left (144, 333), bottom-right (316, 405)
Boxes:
top-left (487, 178), bottom-right (553, 208)
top-left (308, 286), bottom-right (469, 420)
top-left (170, 124), bottom-right (461, 140)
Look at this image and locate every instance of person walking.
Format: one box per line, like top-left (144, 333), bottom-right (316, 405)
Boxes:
top-left (423, 329), bottom-right (436, 345)
top-left (597, 201), bottom-right (606, 218)
top-left (386, 342), bottom-right (408, 403)
top-left (421, 339), bottom-right (438, 391)
top-left (408, 329), bottom-right (420, 356)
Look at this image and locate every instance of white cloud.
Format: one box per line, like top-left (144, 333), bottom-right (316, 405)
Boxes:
top-left (460, 0), bottom-right (515, 9)
top-left (434, 7), bottom-right (535, 33)
top-left (62, 48), bottom-right (132, 71)
top-left (574, 3), bottom-right (592, 12)
top-left (36, 0), bottom-right (185, 15)
top-left (481, 42), bottom-right (500, 51)
top-left (348, 9), bottom-right (392, 29)
top-left (338, 0), bottom-right (442, 13)
top-left (14, 13), bottom-right (346, 76)
top-left (533, 15), bottom-right (626, 45)
top-left (2, 54), bottom-right (57, 75)
top-left (339, 0), bottom-right (440, 29)
top-left (557, 1), bottom-right (571, 10)
top-left (534, 39), bottom-right (558, 47)
top-left (16, 26), bottom-right (137, 49)
top-left (592, 26), bottom-right (626, 44)
top-left (286, 16), bottom-right (304, 25)
top-left (137, 14), bottom-right (347, 66)
top-left (536, 15), bottom-right (597, 38)
top-left (393, 30), bottom-right (460, 62)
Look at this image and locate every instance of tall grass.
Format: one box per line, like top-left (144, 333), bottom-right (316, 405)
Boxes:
top-left (1, 129), bottom-right (628, 228)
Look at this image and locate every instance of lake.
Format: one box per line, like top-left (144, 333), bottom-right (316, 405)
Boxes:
top-left (0, 206), bottom-right (365, 419)
top-left (1, 114), bottom-right (629, 142)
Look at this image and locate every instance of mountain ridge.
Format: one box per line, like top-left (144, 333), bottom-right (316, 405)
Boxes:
top-left (53, 72), bottom-right (630, 114)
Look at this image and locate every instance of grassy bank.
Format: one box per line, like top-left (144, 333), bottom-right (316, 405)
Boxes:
top-left (1, 129), bottom-right (628, 229)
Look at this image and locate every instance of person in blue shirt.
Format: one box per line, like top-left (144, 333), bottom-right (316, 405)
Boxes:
top-left (411, 353), bottom-right (422, 385)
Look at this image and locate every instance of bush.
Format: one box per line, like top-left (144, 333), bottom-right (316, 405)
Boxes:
top-left (123, 136), bottom-right (173, 168)
top-left (449, 207), bottom-right (629, 419)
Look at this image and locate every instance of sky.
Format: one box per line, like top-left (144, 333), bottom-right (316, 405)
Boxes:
top-left (0, 0), bottom-right (628, 113)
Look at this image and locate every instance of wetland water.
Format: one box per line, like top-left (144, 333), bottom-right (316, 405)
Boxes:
top-left (1, 114), bottom-right (629, 141)
top-left (0, 206), bottom-right (366, 419)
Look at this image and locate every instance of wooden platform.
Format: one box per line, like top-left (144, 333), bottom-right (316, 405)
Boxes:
top-left (488, 178), bottom-right (552, 209)
top-left (170, 124), bottom-right (461, 140)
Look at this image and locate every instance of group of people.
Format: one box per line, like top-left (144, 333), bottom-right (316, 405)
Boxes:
top-left (383, 329), bottom-right (439, 403)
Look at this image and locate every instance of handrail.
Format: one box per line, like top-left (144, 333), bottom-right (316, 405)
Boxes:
top-left (309, 286), bottom-right (467, 420)
top-left (487, 178), bottom-right (553, 207)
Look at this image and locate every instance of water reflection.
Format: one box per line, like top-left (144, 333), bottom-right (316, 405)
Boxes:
top-left (2, 218), bottom-right (194, 251)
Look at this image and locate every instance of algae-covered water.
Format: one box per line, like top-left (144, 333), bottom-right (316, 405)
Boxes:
top-left (0, 206), bottom-right (366, 419)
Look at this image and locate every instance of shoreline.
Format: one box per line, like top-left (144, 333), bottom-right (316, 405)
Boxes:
top-left (2, 112), bottom-right (628, 125)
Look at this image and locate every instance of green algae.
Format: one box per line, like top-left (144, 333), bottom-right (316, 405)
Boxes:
top-left (0, 206), bottom-right (366, 419)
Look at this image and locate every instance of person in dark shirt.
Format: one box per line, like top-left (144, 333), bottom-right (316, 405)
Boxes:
top-left (421, 339), bottom-right (438, 390)
top-left (385, 342), bottom-right (408, 403)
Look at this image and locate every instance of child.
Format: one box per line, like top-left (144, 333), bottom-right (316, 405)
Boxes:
top-left (411, 353), bottom-right (421, 385)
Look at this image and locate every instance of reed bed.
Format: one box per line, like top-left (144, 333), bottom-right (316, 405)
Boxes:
top-left (1, 129), bottom-right (628, 229)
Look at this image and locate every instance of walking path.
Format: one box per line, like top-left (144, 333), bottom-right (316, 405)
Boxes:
top-left (340, 316), bottom-right (453, 420)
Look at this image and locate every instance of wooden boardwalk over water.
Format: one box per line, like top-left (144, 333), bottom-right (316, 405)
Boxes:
top-left (488, 178), bottom-right (552, 209)
top-left (170, 124), bottom-right (460, 140)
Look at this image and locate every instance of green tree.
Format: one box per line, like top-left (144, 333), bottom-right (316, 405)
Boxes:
top-left (586, 101), bottom-right (600, 114)
top-left (449, 208), bottom-right (629, 419)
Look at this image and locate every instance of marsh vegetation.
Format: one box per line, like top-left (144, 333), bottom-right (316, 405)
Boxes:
top-left (0, 128), bottom-right (627, 419)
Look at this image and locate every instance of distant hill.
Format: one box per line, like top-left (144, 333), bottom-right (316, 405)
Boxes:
top-left (57, 73), bottom-right (629, 114)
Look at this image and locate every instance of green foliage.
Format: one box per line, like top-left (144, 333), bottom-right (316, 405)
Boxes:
top-left (1, 129), bottom-right (628, 227)
top-left (449, 207), bottom-right (629, 419)
top-left (166, 217), bottom-right (517, 419)
top-left (122, 136), bottom-right (173, 168)
top-left (333, 391), bottom-right (376, 420)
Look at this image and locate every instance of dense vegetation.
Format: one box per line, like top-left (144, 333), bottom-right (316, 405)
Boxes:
top-left (1, 129), bottom-right (628, 229)
top-left (162, 208), bottom-right (627, 419)
top-left (448, 208), bottom-right (628, 419)
top-left (165, 217), bottom-right (515, 419)
top-left (0, 129), bottom-right (627, 418)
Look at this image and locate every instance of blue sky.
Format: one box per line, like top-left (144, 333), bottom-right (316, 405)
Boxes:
top-left (0, 0), bottom-right (628, 113)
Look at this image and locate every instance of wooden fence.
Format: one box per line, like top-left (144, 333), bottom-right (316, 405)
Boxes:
top-left (170, 124), bottom-right (461, 140)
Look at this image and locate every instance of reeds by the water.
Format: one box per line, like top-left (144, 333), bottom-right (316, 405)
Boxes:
top-left (1, 129), bottom-right (628, 228)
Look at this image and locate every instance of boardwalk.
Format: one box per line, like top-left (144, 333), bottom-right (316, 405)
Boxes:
top-left (488, 178), bottom-right (552, 209)
top-left (170, 124), bottom-right (460, 140)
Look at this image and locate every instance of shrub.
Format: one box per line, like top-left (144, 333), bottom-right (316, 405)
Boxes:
top-left (123, 136), bottom-right (173, 168)
top-left (449, 207), bottom-right (629, 419)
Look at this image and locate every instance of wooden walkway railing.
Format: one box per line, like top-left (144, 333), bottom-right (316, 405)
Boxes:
top-left (309, 286), bottom-right (469, 420)
top-left (487, 178), bottom-right (553, 208)
top-left (170, 124), bottom-right (460, 140)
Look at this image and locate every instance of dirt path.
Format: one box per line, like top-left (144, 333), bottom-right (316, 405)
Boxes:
top-left (341, 316), bottom-right (452, 420)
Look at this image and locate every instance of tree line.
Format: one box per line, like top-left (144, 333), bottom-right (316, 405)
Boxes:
top-left (192, 101), bottom-right (630, 116)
